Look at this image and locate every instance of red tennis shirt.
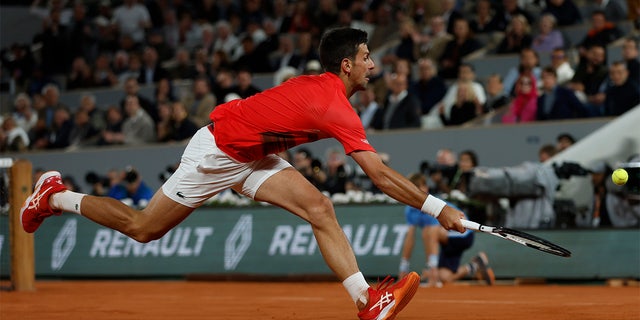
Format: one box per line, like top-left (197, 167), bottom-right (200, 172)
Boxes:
top-left (210, 72), bottom-right (376, 162)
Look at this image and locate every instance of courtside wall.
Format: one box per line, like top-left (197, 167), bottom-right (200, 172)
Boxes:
top-left (0, 205), bottom-right (638, 280)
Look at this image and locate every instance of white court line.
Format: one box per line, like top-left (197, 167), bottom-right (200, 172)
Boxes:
top-left (432, 299), bottom-right (623, 306)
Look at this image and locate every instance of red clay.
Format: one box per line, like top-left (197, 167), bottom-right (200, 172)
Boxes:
top-left (1, 280), bottom-right (639, 320)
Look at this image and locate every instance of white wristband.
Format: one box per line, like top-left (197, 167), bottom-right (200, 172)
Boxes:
top-left (421, 194), bottom-right (446, 218)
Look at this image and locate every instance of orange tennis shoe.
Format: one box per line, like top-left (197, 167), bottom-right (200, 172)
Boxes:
top-left (20, 171), bottom-right (67, 233)
top-left (357, 272), bottom-right (420, 320)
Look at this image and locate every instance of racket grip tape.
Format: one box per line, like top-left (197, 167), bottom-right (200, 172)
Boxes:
top-left (460, 219), bottom-right (481, 231)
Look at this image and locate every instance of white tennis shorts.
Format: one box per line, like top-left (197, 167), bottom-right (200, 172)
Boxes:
top-left (162, 125), bottom-right (292, 208)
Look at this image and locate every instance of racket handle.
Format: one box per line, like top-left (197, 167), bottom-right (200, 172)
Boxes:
top-left (460, 219), bottom-right (481, 231)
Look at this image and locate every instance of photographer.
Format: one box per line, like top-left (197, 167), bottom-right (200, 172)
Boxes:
top-left (107, 166), bottom-right (153, 208)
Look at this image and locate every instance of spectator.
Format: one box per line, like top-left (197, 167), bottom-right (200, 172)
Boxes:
top-left (569, 45), bottom-right (609, 115)
top-left (419, 15), bottom-right (453, 62)
top-left (108, 167), bottom-right (153, 208)
top-left (40, 84), bottom-right (68, 129)
top-left (120, 76), bottom-right (156, 122)
top-left (97, 105), bottom-right (124, 146)
top-left (167, 48), bottom-right (197, 80)
top-left (291, 32), bottom-right (320, 74)
top-left (410, 58), bottom-right (447, 115)
top-left (94, 14), bottom-right (118, 55)
top-left (68, 109), bottom-right (100, 148)
top-left (353, 87), bottom-right (379, 130)
top-left (67, 1), bottom-right (97, 62)
top-left (155, 100), bottom-right (174, 142)
top-left (371, 72), bottom-right (422, 130)
top-left (117, 53), bottom-right (142, 84)
top-left (427, 64), bottom-right (487, 129)
top-left (303, 60), bottom-right (323, 75)
top-left (181, 76), bottom-right (216, 127)
top-left (438, 18), bottom-right (482, 79)
top-left (35, 6), bottom-right (72, 76)
top-left (541, 0), bottom-right (582, 27)
top-left (93, 53), bottom-right (118, 88)
top-left (233, 35), bottom-right (273, 73)
top-left (67, 56), bottom-right (95, 90)
top-left (537, 66), bottom-right (587, 121)
top-left (448, 150), bottom-right (484, 220)
top-left (231, 68), bottom-right (262, 98)
top-left (286, 0), bottom-right (313, 33)
top-left (176, 11), bottom-right (203, 51)
top-left (111, 50), bottom-right (130, 78)
top-left (440, 0), bottom-right (465, 35)
top-left (549, 48), bottom-right (575, 85)
top-left (12, 93), bottom-right (38, 134)
top-left (491, 0), bottom-right (535, 32)
top-left (161, 8), bottom-right (180, 49)
top-left (153, 77), bottom-right (177, 108)
top-left (43, 106), bottom-right (73, 149)
top-left (429, 148), bottom-right (458, 196)
top-left (167, 101), bottom-right (199, 142)
top-left (502, 75), bottom-right (538, 123)
top-left (483, 74), bottom-right (510, 112)
top-left (0, 116), bottom-right (30, 152)
top-left (213, 20), bottom-right (240, 59)
top-left (78, 93), bottom-right (106, 133)
top-left (585, 0), bottom-right (628, 22)
top-left (29, 0), bottom-right (73, 26)
top-left (213, 68), bottom-right (236, 104)
top-left (382, 19), bottom-right (419, 66)
top-left (468, 0), bottom-right (499, 34)
top-left (503, 48), bottom-right (542, 96)
top-left (531, 14), bottom-right (565, 54)
top-left (603, 61), bottom-right (640, 116)
top-left (622, 37), bottom-right (640, 84)
top-left (111, 0), bottom-right (151, 47)
top-left (111, 95), bottom-right (156, 145)
top-left (293, 148), bottom-right (326, 191)
top-left (577, 10), bottom-right (623, 60)
top-left (138, 46), bottom-right (169, 86)
top-left (271, 33), bottom-right (299, 71)
top-left (0, 43), bottom-right (35, 93)
top-left (439, 81), bottom-right (483, 126)
top-left (147, 30), bottom-right (174, 64)
top-left (495, 14), bottom-right (533, 55)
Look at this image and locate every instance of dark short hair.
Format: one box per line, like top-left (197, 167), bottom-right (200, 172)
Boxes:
top-left (319, 27), bottom-right (368, 74)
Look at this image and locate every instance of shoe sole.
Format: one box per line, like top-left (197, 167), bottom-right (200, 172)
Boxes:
top-left (475, 252), bottom-right (495, 286)
top-left (20, 171), bottom-right (61, 233)
top-left (386, 272), bottom-right (420, 320)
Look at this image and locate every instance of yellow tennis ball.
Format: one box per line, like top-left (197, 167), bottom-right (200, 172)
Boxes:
top-left (612, 168), bottom-right (628, 186)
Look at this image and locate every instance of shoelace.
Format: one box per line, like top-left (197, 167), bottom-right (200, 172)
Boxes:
top-left (374, 276), bottom-right (395, 291)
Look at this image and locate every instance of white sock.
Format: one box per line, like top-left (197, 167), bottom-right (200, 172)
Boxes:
top-left (51, 191), bottom-right (86, 215)
top-left (342, 271), bottom-right (369, 306)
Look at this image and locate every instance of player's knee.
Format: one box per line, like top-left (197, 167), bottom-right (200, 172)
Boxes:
top-left (305, 196), bottom-right (336, 227)
top-left (125, 220), bottom-right (169, 243)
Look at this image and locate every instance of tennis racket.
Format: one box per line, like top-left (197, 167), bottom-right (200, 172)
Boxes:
top-left (461, 219), bottom-right (571, 257)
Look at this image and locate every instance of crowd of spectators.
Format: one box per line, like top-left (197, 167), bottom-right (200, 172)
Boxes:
top-left (0, 0), bottom-right (639, 154)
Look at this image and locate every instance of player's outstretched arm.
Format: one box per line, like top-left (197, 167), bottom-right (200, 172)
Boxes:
top-left (350, 150), bottom-right (465, 232)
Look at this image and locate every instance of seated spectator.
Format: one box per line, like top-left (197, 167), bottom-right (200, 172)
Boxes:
top-left (167, 101), bottom-right (199, 142)
top-left (68, 109), bottom-right (101, 148)
top-left (93, 53), bottom-right (118, 88)
top-left (439, 82), bottom-right (483, 126)
top-left (212, 20), bottom-right (239, 59)
top-left (503, 48), bottom-right (542, 96)
top-left (153, 77), bottom-right (177, 108)
top-left (111, 0), bottom-right (151, 47)
top-left (491, 0), bottom-right (535, 31)
top-left (603, 61), bottom-right (640, 116)
top-left (231, 68), bottom-right (261, 98)
top-left (537, 66), bottom-right (587, 120)
top-left (381, 19), bottom-right (419, 65)
top-left (577, 10), bottom-right (623, 60)
top-left (584, 0), bottom-right (628, 22)
top-left (419, 15), bottom-right (454, 61)
top-left (180, 75), bottom-right (216, 127)
top-left (41, 106), bottom-right (73, 149)
top-left (541, 0), bottom-right (582, 27)
top-left (167, 48), bottom-right (197, 80)
top-left (233, 35), bottom-right (273, 74)
top-left (213, 68), bottom-right (235, 104)
top-left (531, 14), bottom-right (565, 54)
top-left (323, 148), bottom-right (354, 195)
top-left (502, 75), bottom-right (538, 123)
top-left (97, 105), bottom-right (124, 146)
top-left (303, 60), bottom-right (323, 75)
top-left (569, 45), bottom-right (609, 115)
top-left (468, 0), bottom-right (499, 34)
top-left (437, 18), bottom-right (482, 80)
top-left (410, 58), bottom-right (447, 115)
top-left (117, 53), bottom-right (142, 85)
top-left (0, 116), bottom-right (30, 152)
top-left (273, 66), bottom-right (298, 86)
top-left (107, 96), bottom-right (156, 145)
top-left (622, 37), bottom-right (640, 85)
top-left (353, 87), bottom-right (379, 130)
top-left (293, 148), bottom-right (327, 191)
top-left (67, 57), bottom-right (95, 90)
top-left (549, 48), bottom-right (575, 85)
top-left (426, 64), bottom-right (487, 128)
top-left (155, 101), bottom-right (174, 143)
top-left (120, 76), bottom-right (156, 123)
top-left (12, 93), bottom-right (38, 134)
top-left (138, 46), bottom-right (169, 86)
top-left (495, 14), bottom-right (533, 55)
top-left (483, 74), bottom-right (510, 112)
top-left (371, 72), bottom-right (422, 130)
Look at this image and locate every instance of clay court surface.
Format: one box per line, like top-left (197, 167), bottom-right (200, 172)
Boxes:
top-left (2, 280), bottom-right (639, 319)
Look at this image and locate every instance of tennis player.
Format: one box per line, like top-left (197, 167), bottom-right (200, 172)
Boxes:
top-left (21, 27), bottom-right (465, 320)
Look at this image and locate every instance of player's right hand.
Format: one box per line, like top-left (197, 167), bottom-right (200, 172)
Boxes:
top-left (437, 206), bottom-right (465, 233)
